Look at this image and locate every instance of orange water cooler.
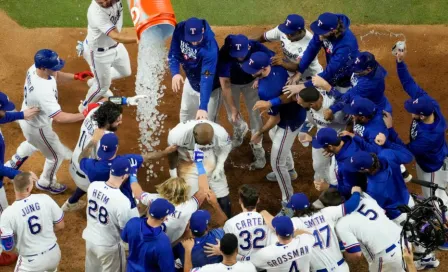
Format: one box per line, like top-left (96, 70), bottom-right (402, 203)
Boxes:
top-left (126, 0), bottom-right (177, 41)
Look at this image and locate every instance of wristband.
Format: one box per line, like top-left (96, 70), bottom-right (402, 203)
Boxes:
top-left (269, 97), bottom-right (281, 107)
top-left (169, 168), bottom-right (178, 177)
top-left (130, 176), bottom-right (138, 184)
top-left (195, 162), bottom-right (206, 175)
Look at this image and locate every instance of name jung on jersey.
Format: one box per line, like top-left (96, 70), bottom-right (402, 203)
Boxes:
top-left (21, 202), bottom-right (41, 217)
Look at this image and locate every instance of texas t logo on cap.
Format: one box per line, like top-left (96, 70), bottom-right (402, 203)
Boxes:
top-left (351, 100), bottom-right (355, 106)
top-left (235, 44), bottom-right (242, 50)
top-left (413, 98), bottom-right (419, 104)
top-left (102, 145), bottom-right (108, 151)
top-left (355, 57), bottom-right (361, 64)
top-left (285, 19), bottom-right (291, 26)
top-left (318, 20), bottom-right (323, 26)
top-left (249, 59), bottom-right (254, 65)
top-left (190, 28), bottom-right (196, 35)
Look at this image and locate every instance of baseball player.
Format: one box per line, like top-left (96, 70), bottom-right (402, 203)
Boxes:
top-left (10, 49), bottom-right (90, 194)
top-left (295, 86), bottom-right (347, 184)
top-left (121, 198), bottom-right (176, 272)
top-left (78, 0), bottom-right (137, 111)
top-left (333, 191), bottom-right (405, 272)
top-left (312, 51), bottom-right (392, 121)
top-left (218, 34), bottom-right (274, 169)
top-left (250, 216), bottom-right (315, 271)
top-left (283, 12), bottom-right (359, 97)
top-left (187, 233), bottom-right (257, 272)
top-left (1, 172), bottom-right (65, 271)
top-left (83, 157), bottom-right (138, 272)
top-left (244, 52), bottom-right (306, 215)
top-left (285, 189), bottom-right (361, 272)
top-left (168, 17), bottom-right (221, 121)
top-left (167, 120), bottom-right (232, 217)
top-left (63, 97), bottom-right (147, 211)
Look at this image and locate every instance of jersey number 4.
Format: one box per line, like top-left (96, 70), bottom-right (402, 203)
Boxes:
top-left (28, 215), bottom-right (41, 235)
top-left (239, 228), bottom-right (266, 250)
top-left (88, 200), bottom-right (109, 225)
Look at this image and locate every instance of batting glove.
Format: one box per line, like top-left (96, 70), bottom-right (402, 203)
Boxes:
top-left (74, 71), bottom-right (94, 81)
top-left (129, 158), bottom-right (139, 183)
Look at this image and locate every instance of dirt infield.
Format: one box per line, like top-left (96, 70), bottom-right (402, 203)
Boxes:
top-left (1, 11), bottom-right (447, 271)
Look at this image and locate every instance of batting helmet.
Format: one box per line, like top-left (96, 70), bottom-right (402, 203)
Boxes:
top-left (34, 49), bottom-right (65, 71)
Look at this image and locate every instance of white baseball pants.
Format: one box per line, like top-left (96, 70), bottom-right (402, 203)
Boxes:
top-left (180, 78), bottom-right (221, 123)
top-left (15, 243), bottom-right (61, 272)
top-left (312, 147), bottom-right (334, 183)
top-left (82, 41), bottom-right (131, 106)
top-left (69, 161), bottom-right (90, 192)
top-left (269, 126), bottom-right (300, 201)
top-left (0, 186), bottom-right (7, 255)
top-left (85, 241), bottom-right (126, 272)
top-left (417, 158), bottom-right (448, 220)
top-left (4, 141), bottom-right (38, 169)
top-left (19, 121), bottom-right (71, 186)
top-left (222, 81), bottom-right (263, 135)
top-left (369, 242), bottom-right (405, 272)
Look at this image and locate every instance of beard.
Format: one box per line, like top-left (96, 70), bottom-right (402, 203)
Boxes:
top-left (108, 125), bottom-right (119, 132)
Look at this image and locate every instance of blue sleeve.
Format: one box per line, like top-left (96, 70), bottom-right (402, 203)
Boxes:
top-left (158, 242), bottom-right (176, 272)
top-left (199, 47), bottom-right (219, 111)
top-left (168, 26), bottom-right (183, 76)
top-left (1, 236), bottom-right (14, 251)
top-left (0, 111), bottom-right (24, 124)
top-left (382, 143), bottom-right (414, 165)
top-left (317, 47), bottom-right (352, 84)
top-left (269, 106), bottom-right (280, 116)
top-left (406, 135), bottom-right (434, 156)
top-left (0, 165), bottom-right (20, 180)
top-left (125, 154), bottom-right (144, 168)
top-left (397, 61), bottom-right (428, 99)
top-left (218, 39), bottom-right (232, 78)
top-left (387, 128), bottom-right (406, 146)
top-left (298, 35), bottom-right (322, 73)
top-left (251, 41), bottom-right (275, 57)
top-left (329, 87), bottom-right (353, 113)
top-left (121, 222), bottom-right (129, 243)
top-left (79, 158), bottom-right (94, 175)
top-left (269, 97), bottom-right (282, 107)
top-left (343, 192), bottom-right (361, 214)
top-left (352, 135), bottom-right (383, 153)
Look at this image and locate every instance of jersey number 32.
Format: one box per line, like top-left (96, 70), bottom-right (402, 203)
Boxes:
top-left (239, 228), bottom-right (266, 250)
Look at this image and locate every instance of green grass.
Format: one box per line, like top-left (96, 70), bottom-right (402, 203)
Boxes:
top-left (1, 0), bottom-right (448, 28)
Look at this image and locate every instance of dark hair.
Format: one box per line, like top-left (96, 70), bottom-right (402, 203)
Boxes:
top-left (335, 19), bottom-right (345, 36)
top-left (298, 87), bottom-right (320, 103)
top-left (238, 184), bottom-right (259, 210)
top-left (294, 206), bottom-right (320, 218)
top-left (93, 102), bottom-right (123, 129)
top-left (220, 233), bottom-right (238, 255)
top-left (370, 153), bottom-right (380, 172)
top-left (319, 188), bottom-right (345, 207)
top-left (192, 230), bottom-right (206, 238)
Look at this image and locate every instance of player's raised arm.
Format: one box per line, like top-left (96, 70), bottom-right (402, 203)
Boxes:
top-left (395, 48), bottom-right (429, 100)
top-left (197, 49), bottom-right (219, 119)
top-left (78, 128), bottom-right (105, 164)
top-left (107, 29), bottom-right (138, 44)
top-left (142, 145), bottom-right (178, 162)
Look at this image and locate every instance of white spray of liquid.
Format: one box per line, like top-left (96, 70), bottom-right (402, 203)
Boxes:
top-left (134, 28), bottom-right (168, 181)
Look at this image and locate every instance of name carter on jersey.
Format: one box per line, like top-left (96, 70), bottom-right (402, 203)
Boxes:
top-left (267, 246), bottom-right (310, 267)
top-left (235, 217), bottom-right (265, 231)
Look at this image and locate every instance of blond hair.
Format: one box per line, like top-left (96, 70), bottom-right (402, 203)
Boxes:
top-left (156, 177), bottom-right (190, 205)
top-left (13, 172), bottom-right (31, 193)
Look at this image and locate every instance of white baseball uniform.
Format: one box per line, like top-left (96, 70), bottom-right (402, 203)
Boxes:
top-left (223, 211), bottom-right (270, 261)
top-left (264, 28), bottom-right (323, 79)
top-left (139, 192), bottom-right (199, 243)
top-left (168, 120), bottom-right (231, 198)
top-left (16, 64), bottom-right (72, 187)
top-left (336, 194), bottom-right (404, 272)
top-left (0, 194), bottom-right (63, 271)
top-left (291, 205), bottom-right (349, 272)
top-left (82, 181), bottom-right (138, 272)
top-left (191, 261), bottom-right (257, 272)
top-left (308, 92), bottom-right (347, 183)
top-left (250, 233), bottom-right (314, 272)
top-left (81, 0), bottom-right (131, 109)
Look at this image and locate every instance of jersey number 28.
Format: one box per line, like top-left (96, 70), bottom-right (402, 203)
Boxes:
top-left (88, 200), bottom-right (109, 225)
top-left (239, 228), bottom-right (266, 250)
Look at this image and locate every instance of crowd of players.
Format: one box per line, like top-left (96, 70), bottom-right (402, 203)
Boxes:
top-left (0, 1), bottom-right (447, 271)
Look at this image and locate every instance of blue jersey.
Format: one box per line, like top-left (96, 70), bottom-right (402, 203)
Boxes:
top-left (173, 228), bottom-right (224, 268)
top-left (329, 65), bottom-right (392, 113)
top-left (397, 61), bottom-right (448, 173)
top-left (0, 111), bottom-right (24, 187)
top-left (122, 217), bottom-right (175, 272)
top-left (218, 37), bottom-right (274, 85)
top-left (168, 19), bottom-right (220, 111)
top-left (258, 66), bottom-right (306, 131)
top-left (353, 111), bottom-right (389, 145)
top-left (301, 14), bottom-right (359, 88)
top-left (79, 154), bottom-right (143, 208)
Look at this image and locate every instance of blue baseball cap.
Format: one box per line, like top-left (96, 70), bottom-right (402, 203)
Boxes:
top-left (189, 210), bottom-right (211, 234)
top-left (404, 96), bottom-right (435, 116)
top-left (343, 97), bottom-right (376, 117)
top-left (229, 34), bottom-right (250, 59)
top-left (353, 52), bottom-right (378, 73)
top-left (278, 14), bottom-right (305, 35)
top-left (286, 193), bottom-right (310, 210)
top-left (110, 157), bottom-right (131, 177)
top-left (310, 13), bottom-right (339, 36)
top-left (34, 49), bottom-right (65, 71)
top-left (344, 151), bottom-right (374, 172)
top-left (149, 198), bottom-right (175, 219)
top-left (272, 216), bottom-right (294, 237)
top-left (312, 128), bottom-right (340, 149)
top-left (184, 17), bottom-right (204, 43)
top-left (242, 52), bottom-right (271, 75)
top-left (0, 92), bottom-right (15, 111)
top-left (98, 133), bottom-right (119, 160)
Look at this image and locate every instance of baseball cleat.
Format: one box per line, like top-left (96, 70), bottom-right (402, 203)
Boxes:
top-left (232, 122), bottom-right (249, 148)
top-left (36, 181), bottom-right (67, 194)
top-left (414, 256), bottom-right (440, 270)
top-left (0, 252), bottom-right (18, 266)
top-left (250, 144), bottom-right (266, 170)
top-left (266, 169), bottom-right (298, 182)
top-left (438, 242), bottom-right (448, 251)
top-left (62, 199), bottom-right (86, 212)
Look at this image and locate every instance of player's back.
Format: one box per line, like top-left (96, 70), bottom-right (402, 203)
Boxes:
top-left (72, 107), bottom-right (99, 169)
top-left (22, 65), bottom-right (59, 128)
top-left (192, 261), bottom-right (257, 272)
top-left (87, 0), bottom-right (124, 49)
top-left (224, 211), bottom-right (269, 261)
top-left (251, 234), bottom-right (314, 272)
top-left (82, 181), bottom-right (135, 246)
top-left (292, 207), bottom-right (346, 271)
top-left (336, 194), bottom-right (401, 257)
top-left (0, 194), bottom-right (62, 255)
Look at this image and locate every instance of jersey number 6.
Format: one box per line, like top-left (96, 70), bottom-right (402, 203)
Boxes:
top-left (28, 215), bottom-right (42, 235)
top-left (88, 200), bottom-right (109, 225)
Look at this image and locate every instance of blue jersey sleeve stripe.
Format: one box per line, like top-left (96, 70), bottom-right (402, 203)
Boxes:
top-left (53, 213), bottom-right (64, 224)
top-left (346, 245), bottom-right (361, 253)
top-left (106, 26), bottom-right (116, 36)
top-left (49, 110), bottom-right (61, 118)
top-left (192, 196), bottom-right (199, 209)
